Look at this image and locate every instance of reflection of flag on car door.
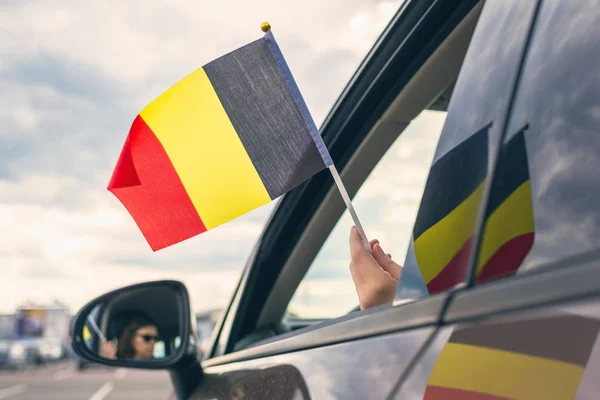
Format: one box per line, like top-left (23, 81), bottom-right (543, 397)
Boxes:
top-left (476, 126), bottom-right (535, 282)
top-left (108, 29), bottom-right (332, 251)
top-left (413, 123), bottom-right (490, 294)
top-left (413, 123), bottom-right (535, 294)
top-left (423, 313), bottom-right (600, 399)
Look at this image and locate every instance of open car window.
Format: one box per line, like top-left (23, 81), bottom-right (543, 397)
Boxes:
top-left (214, 1), bottom-right (487, 356)
top-left (285, 109), bottom-right (447, 320)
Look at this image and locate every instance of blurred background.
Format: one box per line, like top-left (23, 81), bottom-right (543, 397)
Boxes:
top-left (0, 0), bottom-right (418, 397)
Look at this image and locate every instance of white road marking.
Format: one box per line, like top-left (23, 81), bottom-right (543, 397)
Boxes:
top-left (0, 384), bottom-right (27, 399)
top-left (114, 368), bottom-right (128, 380)
top-left (89, 382), bottom-right (114, 400)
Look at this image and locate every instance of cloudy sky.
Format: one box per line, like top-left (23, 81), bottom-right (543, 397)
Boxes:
top-left (1, 0), bottom-right (447, 318)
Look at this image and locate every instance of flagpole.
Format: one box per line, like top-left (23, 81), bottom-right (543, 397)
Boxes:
top-left (87, 315), bottom-right (106, 342)
top-left (261, 22), bottom-right (372, 255)
top-left (329, 165), bottom-right (372, 255)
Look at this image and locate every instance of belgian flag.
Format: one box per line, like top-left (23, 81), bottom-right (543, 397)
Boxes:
top-left (413, 124), bottom-right (535, 293)
top-left (108, 29), bottom-right (332, 251)
top-left (423, 313), bottom-right (600, 399)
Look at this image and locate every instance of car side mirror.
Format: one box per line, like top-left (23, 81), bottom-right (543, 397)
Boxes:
top-left (70, 280), bottom-right (195, 369)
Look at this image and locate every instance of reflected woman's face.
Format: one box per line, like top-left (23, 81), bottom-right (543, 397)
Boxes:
top-left (132, 325), bottom-right (158, 359)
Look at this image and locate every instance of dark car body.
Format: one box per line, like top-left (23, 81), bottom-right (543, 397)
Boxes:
top-left (76, 0), bottom-right (600, 398)
top-left (184, 0), bottom-right (600, 398)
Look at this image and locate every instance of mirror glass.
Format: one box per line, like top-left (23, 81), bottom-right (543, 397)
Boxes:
top-left (80, 284), bottom-right (183, 362)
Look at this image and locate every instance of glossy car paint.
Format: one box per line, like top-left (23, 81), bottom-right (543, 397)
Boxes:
top-left (211, 0), bottom-right (481, 358)
top-left (480, 0), bottom-right (600, 277)
top-left (395, 298), bottom-right (600, 399)
top-left (396, 0), bottom-right (600, 398)
top-left (195, 328), bottom-right (434, 399)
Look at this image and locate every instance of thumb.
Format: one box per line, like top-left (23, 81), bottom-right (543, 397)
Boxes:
top-left (349, 226), bottom-right (370, 261)
top-left (349, 227), bottom-right (384, 283)
top-left (373, 243), bottom-right (403, 281)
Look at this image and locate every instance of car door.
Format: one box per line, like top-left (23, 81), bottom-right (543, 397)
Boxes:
top-left (391, 0), bottom-right (600, 398)
top-left (184, 1), bottom-right (511, 399)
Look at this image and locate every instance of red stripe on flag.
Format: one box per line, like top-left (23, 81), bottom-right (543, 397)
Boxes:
top-left (476, 232), bottom-right (535, 283)
top-left (108, 115), bottom-right (207, 251)
top-left (108, 131), bottom-right (140, 188)
top-left (426, 236), bottom-right (475, 294)
top-left (424, 386), bottom-right (511, 400)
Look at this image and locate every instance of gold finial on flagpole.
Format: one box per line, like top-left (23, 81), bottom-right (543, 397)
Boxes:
top-left (261, 22), bottom-right (271, 33)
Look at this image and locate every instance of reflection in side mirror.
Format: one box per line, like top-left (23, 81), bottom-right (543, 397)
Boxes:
top-left (71, 280), bottom-right (193, 368)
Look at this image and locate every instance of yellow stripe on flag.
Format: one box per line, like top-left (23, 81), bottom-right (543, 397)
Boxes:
top-left (83, 326), bottom-right (91, 341)
top-left (476, 181), bottom-right (535, 274)
top-left (140, 68), bottom-right (271, 229)
top-left (415, 183), bottom-right (485, 283)
top-left (428, 343), bottom-right (585, 400)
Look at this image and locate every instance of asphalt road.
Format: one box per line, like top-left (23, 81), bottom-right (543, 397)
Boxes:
top-left (0, 361), bottom-right (173, 399)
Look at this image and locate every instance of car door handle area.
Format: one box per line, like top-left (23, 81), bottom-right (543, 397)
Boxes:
top-left (203, 292), bottom-right (449, 368)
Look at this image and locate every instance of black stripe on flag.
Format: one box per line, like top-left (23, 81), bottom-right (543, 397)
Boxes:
top-left (485, 125), bottom-right (531, 217)
top-left (204, 39), bottom-right (326, 200)
top-left (413, 123), bottom-right (491, 239)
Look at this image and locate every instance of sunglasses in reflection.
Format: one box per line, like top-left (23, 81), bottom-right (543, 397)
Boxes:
top-left (137, 334), bottom-right (160, 343)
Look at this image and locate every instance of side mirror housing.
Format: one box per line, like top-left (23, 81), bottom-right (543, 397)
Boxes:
top-left (70, 280), bottom-right (196, 370)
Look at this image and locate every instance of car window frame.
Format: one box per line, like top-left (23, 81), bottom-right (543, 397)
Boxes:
top-left (205, 0), bottom-right (600, 394)
top-left (206, 0), bottom-right (484, 360)
top-left (202, 293), bottom-right (449, 368)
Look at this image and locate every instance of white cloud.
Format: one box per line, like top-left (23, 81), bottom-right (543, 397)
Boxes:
top-left (0, 0), bottom-right (402, 124)
top-left (0, 183), bottom-right (275, 313)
